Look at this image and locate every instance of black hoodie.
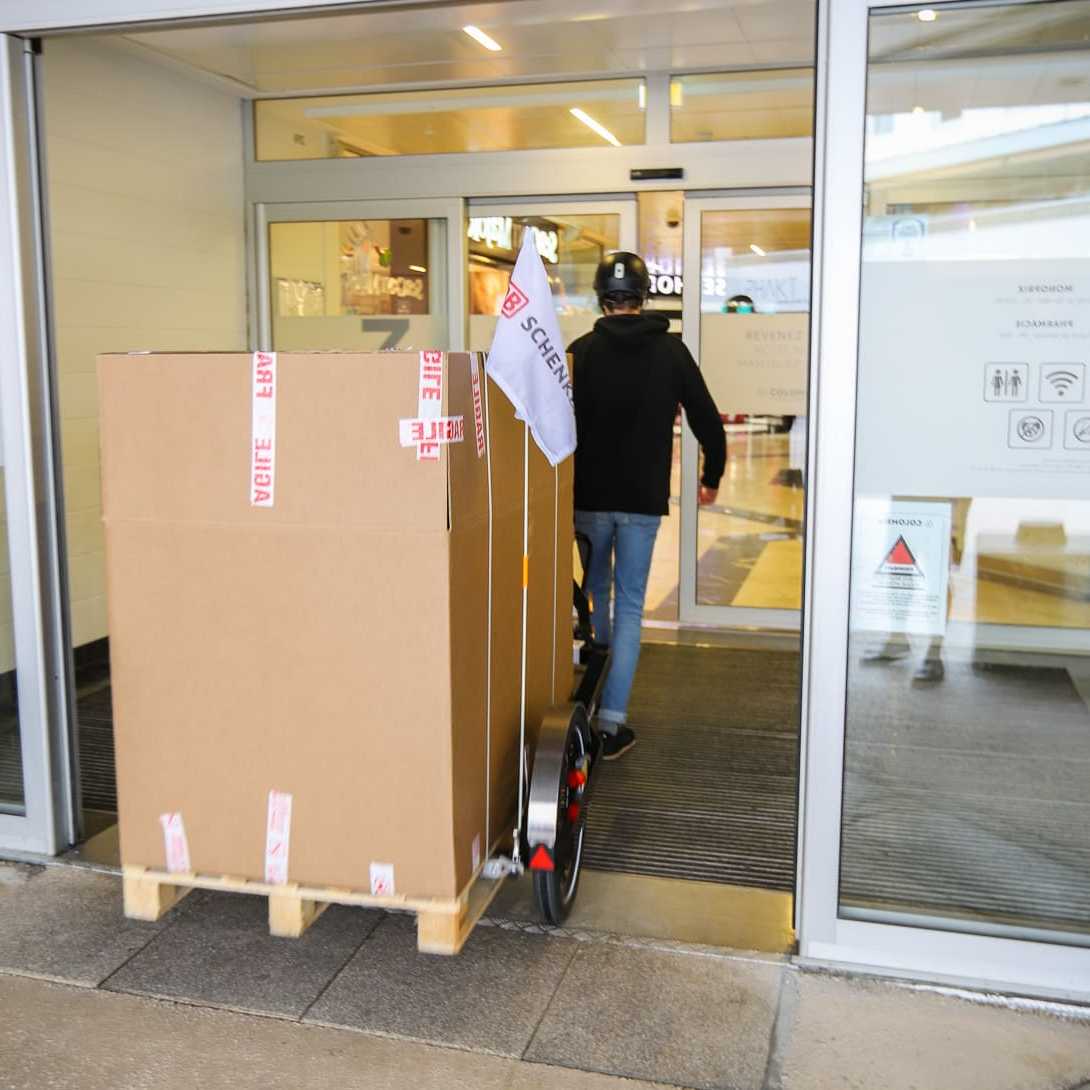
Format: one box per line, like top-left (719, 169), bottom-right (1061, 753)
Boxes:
top-left (568, 313), bottom-right (727, 517)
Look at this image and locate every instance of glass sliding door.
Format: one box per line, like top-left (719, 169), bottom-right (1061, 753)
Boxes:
top-left (466, 198), bottom-right (636, 351)
top-left (801, 0), bottom-right (1090, 996)
top-left (680, 195), bottom-right (811, 629)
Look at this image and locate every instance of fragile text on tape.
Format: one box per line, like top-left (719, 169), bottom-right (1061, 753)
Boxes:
top-left (159, 812), bottom-right (191, 875)
top-left (251, 351), bottom-right (277, 506)
top-left (264, 789), bottom-right (293, 886)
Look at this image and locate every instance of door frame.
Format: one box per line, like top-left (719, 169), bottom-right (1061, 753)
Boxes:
top-left (679, 191), bottom-right (811, 630)
top-left (797, 0), bottom-right (1090, 1000)
top-left (255, 197), bottom-right (467, 353)
top-left (0, 36), bottom-right (76, 854)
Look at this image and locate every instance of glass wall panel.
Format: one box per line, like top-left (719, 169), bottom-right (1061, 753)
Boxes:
top-left (270, 218), bottom-right (446, 351)
top-left (840, 0), bottom-right (1090, 940)
top-left (255, 80), bottom-right (645, 161)
top-left (670, 69), bottom-right (814, 143)
top-left (695, 208), bottom-right (811, 611)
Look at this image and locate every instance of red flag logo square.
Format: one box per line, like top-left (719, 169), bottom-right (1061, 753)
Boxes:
top-left (501, 280), bottom-right (530, 319)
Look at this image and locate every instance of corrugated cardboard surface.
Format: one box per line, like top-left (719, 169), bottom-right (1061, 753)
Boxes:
top-left (100, 351), bottom-right (573, 902)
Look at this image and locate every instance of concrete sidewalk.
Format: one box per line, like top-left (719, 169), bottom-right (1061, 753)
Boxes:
top-left (1, 861), bottom-right (1088, 1090)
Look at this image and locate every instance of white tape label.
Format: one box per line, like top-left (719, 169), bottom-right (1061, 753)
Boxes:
top-left (370, 862), bottom-right (396, 897)
top-left (159, 812), bottom-right (191, 874)
top-left (470, 354), bottom-right (486, 458)
top-left (251, 351), bottom-right (277, 506)
top-left (264, 789), bottom-right (293, 886)
top-left (399, 416), bottom-right (464, 448)
top-left (416, 351), bottom-right (444, 461)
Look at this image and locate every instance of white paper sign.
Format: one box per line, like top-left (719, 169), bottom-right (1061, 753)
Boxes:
top-left (856, 260), bottom-right (1090, 499)
top-left (851, 499), bottom-right (952, 637)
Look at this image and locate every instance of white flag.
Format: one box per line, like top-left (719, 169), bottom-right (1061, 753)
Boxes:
top-left (485, 229), bottom-right (576, 466)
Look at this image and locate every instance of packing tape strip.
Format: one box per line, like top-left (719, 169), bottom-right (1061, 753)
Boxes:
top-left (417, 351), bottom-right (444, 462)
top-left (159, 812), bottom-right (191, 874)
top-left (470, 354), bottom-right (486, 458)
top-left (251, 351), bottom-right (277, 506)
top-left (264, 789), bottom-right (293, 886)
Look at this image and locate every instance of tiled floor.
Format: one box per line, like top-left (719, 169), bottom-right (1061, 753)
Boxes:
top-left (2, 862), bottom-right (1089, 1090)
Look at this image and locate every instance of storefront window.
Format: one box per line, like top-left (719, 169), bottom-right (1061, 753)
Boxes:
top-left (840, 0), bottom-right (1090, 940)
top-left (670, 69), bottom-right (814, 143)
top-left (255, 80), bottom-right (646, 161)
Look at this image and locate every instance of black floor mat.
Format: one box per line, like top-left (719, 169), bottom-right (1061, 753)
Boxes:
top-left (582, 644), bottom-right (801, 890)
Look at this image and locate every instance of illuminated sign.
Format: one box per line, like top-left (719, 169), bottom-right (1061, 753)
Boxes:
top-left (467, 217), bottom-right (559, 264)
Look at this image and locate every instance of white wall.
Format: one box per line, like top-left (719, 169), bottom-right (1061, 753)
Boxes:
top-left (41, 38), bottom-right (247, 652)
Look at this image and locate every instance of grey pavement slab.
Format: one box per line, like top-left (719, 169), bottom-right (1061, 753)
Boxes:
top-left (305, 913), bottom-right (578, 1057)
top-left (0, 974), bottom-right (671, 1090)
top-left (526, 941), bottom-right (784, 1090)
top-left (103, 888), bottom-right (382, 1017)
top-left (0, 863), bottom-right (165, 986)
top-left (779, 971), bottom-right (1090, 1090)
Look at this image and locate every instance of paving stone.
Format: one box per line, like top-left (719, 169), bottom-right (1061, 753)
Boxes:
top-left (526, 941), bottom-right (783, 1090)
top-left (305, 913), bottom-right (577, 1057)
top-left (104, 889), bottom-right (381, 1017)
top-left (1, 973), bottom-right (670, 1090)
top-left (0, 865), bottom-right (164, 985)
top-left (780, 971), bottom-right (1090, 1090)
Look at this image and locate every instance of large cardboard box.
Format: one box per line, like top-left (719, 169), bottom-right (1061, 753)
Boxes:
top-left (99, 351), bottom-right (573, 902)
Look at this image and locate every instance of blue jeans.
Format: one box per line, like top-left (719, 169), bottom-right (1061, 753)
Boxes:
top-left (574, 510), bottom-right (662, 728)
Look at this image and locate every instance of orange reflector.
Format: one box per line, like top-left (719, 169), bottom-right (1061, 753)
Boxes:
top-left (529, 844), bottom-right (554, 872)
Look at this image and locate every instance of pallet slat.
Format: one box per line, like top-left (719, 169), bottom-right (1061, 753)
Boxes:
top-left (120, 864), bottom-right (505, 954)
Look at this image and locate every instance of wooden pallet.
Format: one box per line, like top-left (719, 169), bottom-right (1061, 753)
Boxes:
top-left (121, 863), bottom-right (507, 955)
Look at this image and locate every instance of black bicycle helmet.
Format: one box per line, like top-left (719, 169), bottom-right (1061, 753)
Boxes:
top-left (594, 251), bottom-right (650, 306)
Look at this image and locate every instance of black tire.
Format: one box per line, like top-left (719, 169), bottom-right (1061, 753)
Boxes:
top-left (531, 718), bottom-right (589, 925)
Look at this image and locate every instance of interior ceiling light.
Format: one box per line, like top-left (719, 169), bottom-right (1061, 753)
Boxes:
top-left (570, 107), bottom-right (621, 147)
top-left (750, 243), bottom-right (767, 257)
top-left (638, 83), bottom-right (647, 110)
top-left (913, 105), bottom-right (926, 114)
top-left (409, 264), bottom-right (427, 273)
top-left (462, 25), bottom-right (502, 51)
top-left (917, 8), bottom-right (938, 21)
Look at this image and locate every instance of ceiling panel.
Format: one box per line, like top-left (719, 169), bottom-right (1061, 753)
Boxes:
top-left (116, 0), bottom-right (816, 96)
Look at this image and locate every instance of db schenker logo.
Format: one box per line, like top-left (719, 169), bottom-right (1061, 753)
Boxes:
top-left (501, 280), bottom-right (530, 319)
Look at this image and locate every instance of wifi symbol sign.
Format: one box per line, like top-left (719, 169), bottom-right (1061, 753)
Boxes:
top-left (1040, 364), bottom-right (1085, 403)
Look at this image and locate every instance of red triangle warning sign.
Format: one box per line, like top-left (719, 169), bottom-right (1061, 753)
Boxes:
top-left (886, 536), bottom-right (917, 567)
top-left (529, 845), bottom-right (555, 872)
top-left (877, 534), bottom-right (923, 577)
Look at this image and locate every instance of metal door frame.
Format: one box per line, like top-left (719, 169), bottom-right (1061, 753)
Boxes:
top-left (679, 191), bottom-right (811, 630)
top-left (0, 36), bottom-right (76, 854)
top-left (255, 197), bottom-right (466, 352)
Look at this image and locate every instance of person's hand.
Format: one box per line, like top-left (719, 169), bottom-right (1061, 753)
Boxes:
top-left (698, 485), bottom-right (718, 507)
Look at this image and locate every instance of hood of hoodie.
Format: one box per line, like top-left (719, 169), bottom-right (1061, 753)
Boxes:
top-left (593, 312), bottom-right (670, 343)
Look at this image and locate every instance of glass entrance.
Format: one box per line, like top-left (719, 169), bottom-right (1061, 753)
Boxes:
top-left (466, 199), bottom-right (637, 351)
top-left (259, 199), bottom-right (464, 352)
top-left (679, 195), bottom-right (812, 628)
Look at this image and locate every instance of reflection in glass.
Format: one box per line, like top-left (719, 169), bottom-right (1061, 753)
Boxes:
top-left (695, 209), bottom-right (811, 611)
top-left (840, 0), bottom-right (1090, 939)
top-left (269, 219), bottom-right (446, 351)
top-left (670, 69), bottom-right (814, 143)
top-left (255, 80), bottom-right (646, 161)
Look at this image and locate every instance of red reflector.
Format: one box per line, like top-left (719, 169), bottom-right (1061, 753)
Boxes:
top-left (567, 803), bottom-right (581, 824)
top-left (567, 770), bottom-right (587, 789)
top-left (529, 844), bottom-right (554, 872)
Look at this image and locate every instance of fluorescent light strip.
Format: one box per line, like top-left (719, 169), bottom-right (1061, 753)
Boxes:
top-left (409, 265), bottom-right (427, 273)
top-left (917, 8), bottom-right (937, 22)
top-left (750, 244), bottom-right (767, 257)
top-left (463, 25), bottom-right (502, 51)
top-left (570, 107), bottom-right (621, 148)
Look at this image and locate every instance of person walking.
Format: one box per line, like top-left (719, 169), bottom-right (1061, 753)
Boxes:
top-left (570, 252), bottom-right (727, 759)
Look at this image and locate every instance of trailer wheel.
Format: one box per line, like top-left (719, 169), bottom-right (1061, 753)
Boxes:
top-left (530, 712), bottom-right (589, 925)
